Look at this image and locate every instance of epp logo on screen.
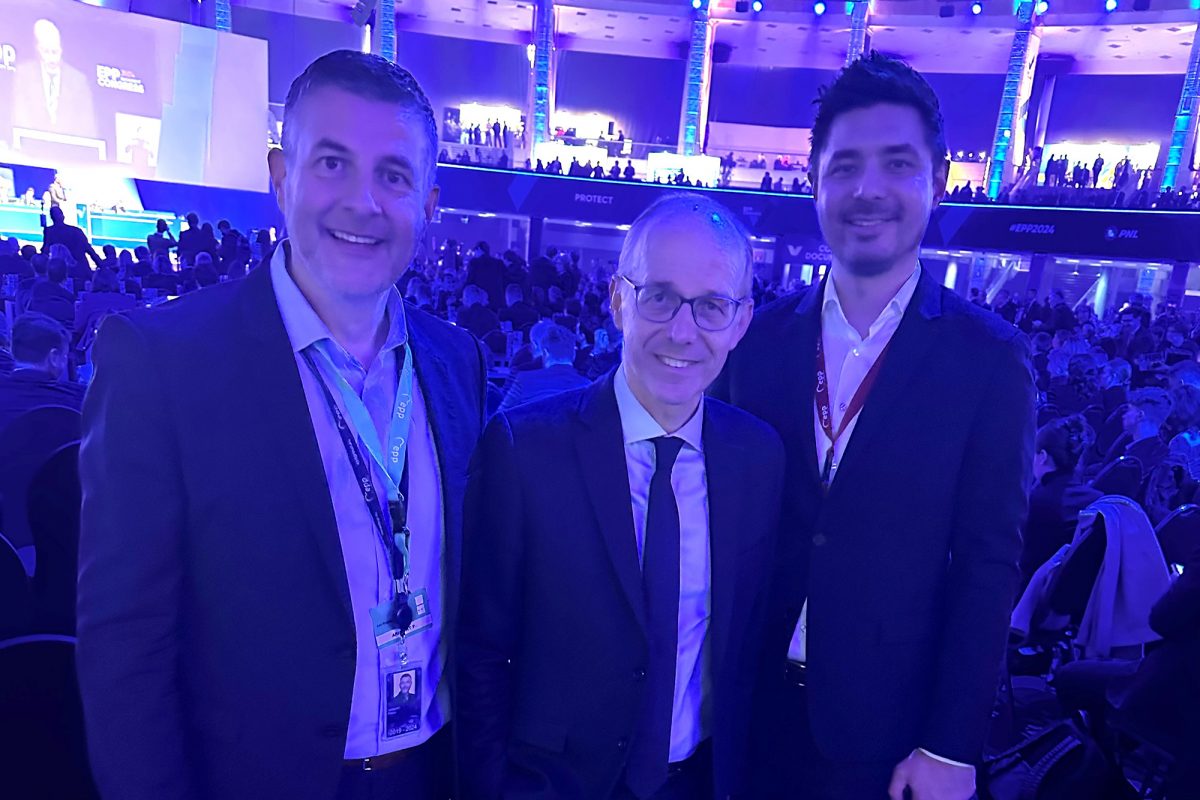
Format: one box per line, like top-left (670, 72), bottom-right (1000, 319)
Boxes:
top-left (0, 44), bottom-right (16, 72)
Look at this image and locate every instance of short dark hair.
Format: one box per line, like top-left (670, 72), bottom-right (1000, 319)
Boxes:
top-left (810, 51), bottom-right (948, 188)
top-left (12, 312), bottom-right (68, 363)
top-left (281, 49), bottom-right (438, 188)
top-left (49, 205), bottom-right (64, 224)
top-left (1036, 415), bottom-right (1093, 474)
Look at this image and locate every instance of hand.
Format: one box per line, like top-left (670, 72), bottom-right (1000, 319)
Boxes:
top-left (888, 749), bottom-right (976, 800)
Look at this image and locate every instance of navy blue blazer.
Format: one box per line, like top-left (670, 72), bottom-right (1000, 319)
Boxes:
top-left (713, 270), bottom-right (1035, 766)
top-left (76, 263), bottom-right (487, 799)
top-left (456, 374), bottom-right (785, 799)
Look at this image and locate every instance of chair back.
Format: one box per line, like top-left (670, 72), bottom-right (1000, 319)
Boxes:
top-left (0, 406), bottom-right (81, 550)
top-left (1155, 503), bottom-right (1200, 567)
top-left (28, 442), bottom-right (81, 635)
top-left (0, 532), bottom-right (32, 639)
top-left (0, 634), bottom-right (97, 798)
top-left (1090, 455), bottom-right (1142, 498)
top-left (1049, 513), bottom-right (1108, 625)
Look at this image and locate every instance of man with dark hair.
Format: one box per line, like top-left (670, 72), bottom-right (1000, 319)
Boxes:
top-left (0, 236), bottom-right (32, 277)
top-left (77, 50), bottom-right (485, 800)
top-left (498, 283), bottom-right (539, 334)
top-left (176, 212), bottom-right (202, 265)
top-left (715, 52), bottom-right (1033, 800)
top-left (41, 204), bottom-right (100, 274)
top-left (0, 312), bottom-right (83, 432)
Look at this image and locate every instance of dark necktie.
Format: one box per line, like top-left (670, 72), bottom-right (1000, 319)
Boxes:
top-left (625, 435), bottom-right (684, 798)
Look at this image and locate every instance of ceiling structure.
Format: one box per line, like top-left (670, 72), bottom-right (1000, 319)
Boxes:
top-left (234, 0), bottom-right (1197, 74)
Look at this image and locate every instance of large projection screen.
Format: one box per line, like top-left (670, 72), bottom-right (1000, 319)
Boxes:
top-left (0, 0), bottom-right (268, 192)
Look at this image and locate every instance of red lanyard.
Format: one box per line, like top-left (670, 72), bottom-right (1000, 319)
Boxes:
top-left (815, 329), bottom-right (892, 488)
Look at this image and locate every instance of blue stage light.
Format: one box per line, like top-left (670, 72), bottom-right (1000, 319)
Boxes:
top-left (752, 0), bottom-right (764, 10)
top-left (692, 0), bottom-right (702, 8)
top-left (971, 2), bottom-right (983, 13)
top-left (814, 1), bottom-right (827, 14)
top-left (1035, 0), bottom-right (1049, 12)
top-left (1105, 0), bottom-right (1117, 10)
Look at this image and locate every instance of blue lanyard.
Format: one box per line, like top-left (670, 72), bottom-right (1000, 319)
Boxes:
top-left (302, 340), bottom-right (414, 590)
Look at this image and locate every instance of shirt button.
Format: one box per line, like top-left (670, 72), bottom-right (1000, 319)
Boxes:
top-left (852, 348), bottom-right (861, 357)
top-left (634, 668), bottom-right (647, 681)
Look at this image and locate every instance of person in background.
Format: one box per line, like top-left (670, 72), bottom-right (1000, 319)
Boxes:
top-left (147, 219), bottom-right (177, 258)
top-left (28, 256), bottom-right (77, 329)
top-left (0, 312), bottom-right (84, 432)
top-left (176, 212), bottom-right (203, 265)
top-left (42, 205), bottom-right (100, 275)
top-left (498, 323), bottom-right (588, 411)
top-left (497, 283), bottom-right (539, 336)
top-left (456, 284), bottom-right (501, 343)
top-left (1020, 415), bottom-right (1102, 589)
top-left (74, 268), bottom-right (135, 339)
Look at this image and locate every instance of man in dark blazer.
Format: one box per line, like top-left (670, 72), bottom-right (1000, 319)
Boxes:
top-left (458, 193), bottom-right (785, 800)
top-left (76, 52), bottom-right (486, 800)
top-left (714, 53), bottom-right (1034, 800)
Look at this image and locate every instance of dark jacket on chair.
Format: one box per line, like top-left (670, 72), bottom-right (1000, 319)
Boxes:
top-left (1020, 470), bottom-right (1103, 590)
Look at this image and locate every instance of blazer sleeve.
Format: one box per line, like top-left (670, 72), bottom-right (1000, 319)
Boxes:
top-left (75, 314), bottom-right (196, 799)
top-left (456, 411), bottom-right (524, 799)
top-left (920, 333), bottom-right (1034, 764)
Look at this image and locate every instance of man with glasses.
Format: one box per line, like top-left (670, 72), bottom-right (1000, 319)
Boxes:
top-left (457, 193), bottom-right (785, 800)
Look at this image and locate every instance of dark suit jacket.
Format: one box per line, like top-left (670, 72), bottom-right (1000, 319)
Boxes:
top-left (713, 271), bottom-right (1035, 766)
top-left (457, 375), bottom-right (785, 799)
top-left (0, 369), bottom-right (84, 434)
top-left (42, 222), bottom-right (99, 272)
top-left (76, 263), bottom-right (488, 800)
top-left (12, 61), bottom-right (98, 138)
top-left (467, 255), bottom-right (507, 310)
top-left (498, 364), bottom-right (590, 411)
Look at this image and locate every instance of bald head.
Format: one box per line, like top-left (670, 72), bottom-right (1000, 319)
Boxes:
top-left (34, 19), bottom-right (62, 75)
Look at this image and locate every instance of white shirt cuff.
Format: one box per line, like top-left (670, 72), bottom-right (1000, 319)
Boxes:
top-left (917, 748), bottom-right (973, 769)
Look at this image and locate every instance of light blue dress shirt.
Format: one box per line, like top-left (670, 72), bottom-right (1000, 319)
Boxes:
top-left (270, 246), bottom-right (448, 758)
top-left (613, 364), bottom-right (712, 763)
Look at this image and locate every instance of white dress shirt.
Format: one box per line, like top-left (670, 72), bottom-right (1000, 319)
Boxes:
top-left (614, 365), bottom-right (712, 763)
top-left (271, 246), bottom-right (448, 758)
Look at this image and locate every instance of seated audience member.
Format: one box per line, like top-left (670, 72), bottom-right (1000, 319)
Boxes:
top-left (498, 323), bottom-right (588, 411)
top-left (193, 252), bottom-right (220, 288)
top-left (0, 237), bottom-right (32, 277)
top-left (130, 246), bottom-right (155, 279)
top-left (497, 284), bottom-right (539, 335)
top-left (1048, 352), bottom-right (1101, 416)
top-left (1021, 415), bottom-right (1102, 589)
top-left (1166, 384), bottom-right (1200, 482)
top-left (28, 257), bottom-right (77, 329)
top-left (456, 284), bottom-right (501, 342)
top-left (0, 312), bottom-right (84, 432)
top-left (75, 268), bottom-right (135, 337)
top-left (142, 253), bottom-right (181, 295)
top-left (99, 244), bottom-right (120, 272)
top-left (1108, 387), bottom-right (1173, 477)
top-left (1032, 331), bottom-right (1052, 391)
top-left (1168, 359), bottom-right (1200, 392)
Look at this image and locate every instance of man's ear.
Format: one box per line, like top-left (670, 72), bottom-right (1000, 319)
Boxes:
top-left (268, 148), bottom-right (288, 214)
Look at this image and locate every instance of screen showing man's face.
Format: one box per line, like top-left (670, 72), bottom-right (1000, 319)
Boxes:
top-left (35, 22), bottom-right (62, 76)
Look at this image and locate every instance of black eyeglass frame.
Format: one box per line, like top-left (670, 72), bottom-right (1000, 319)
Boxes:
top-left (618, 274), bottom-right (750, 332)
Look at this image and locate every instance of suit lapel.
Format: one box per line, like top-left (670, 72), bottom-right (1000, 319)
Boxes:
top-left (826, 271), bottom-right (943, 501)
top-left (237, 265), bottom-right (353, 622)
top-left (702, 404), bottom-right (741, 677)
top-left (405, 310), bottom-right (470, 640)
top-left (791, 283), bottom-right (825, 489)
top-left (573, 375), bottom-right (648, 634)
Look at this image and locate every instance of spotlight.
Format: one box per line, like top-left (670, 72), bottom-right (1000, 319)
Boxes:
top-left (692, 0), bottom-right (703, 8)
top-left (752, 0), bottom-right (764, 10)
top-left (1035, 0), bottom-right (1048, 12)
top-left (1105, 0), bottom-right (1117, 9)
top-left (814, 1), bottom-right (826, 14)
top-left (971, 1), bottom-right (983, 13)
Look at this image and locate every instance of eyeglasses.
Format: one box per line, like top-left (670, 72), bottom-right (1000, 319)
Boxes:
top-left (619, 275), bottom-right (747, 332)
